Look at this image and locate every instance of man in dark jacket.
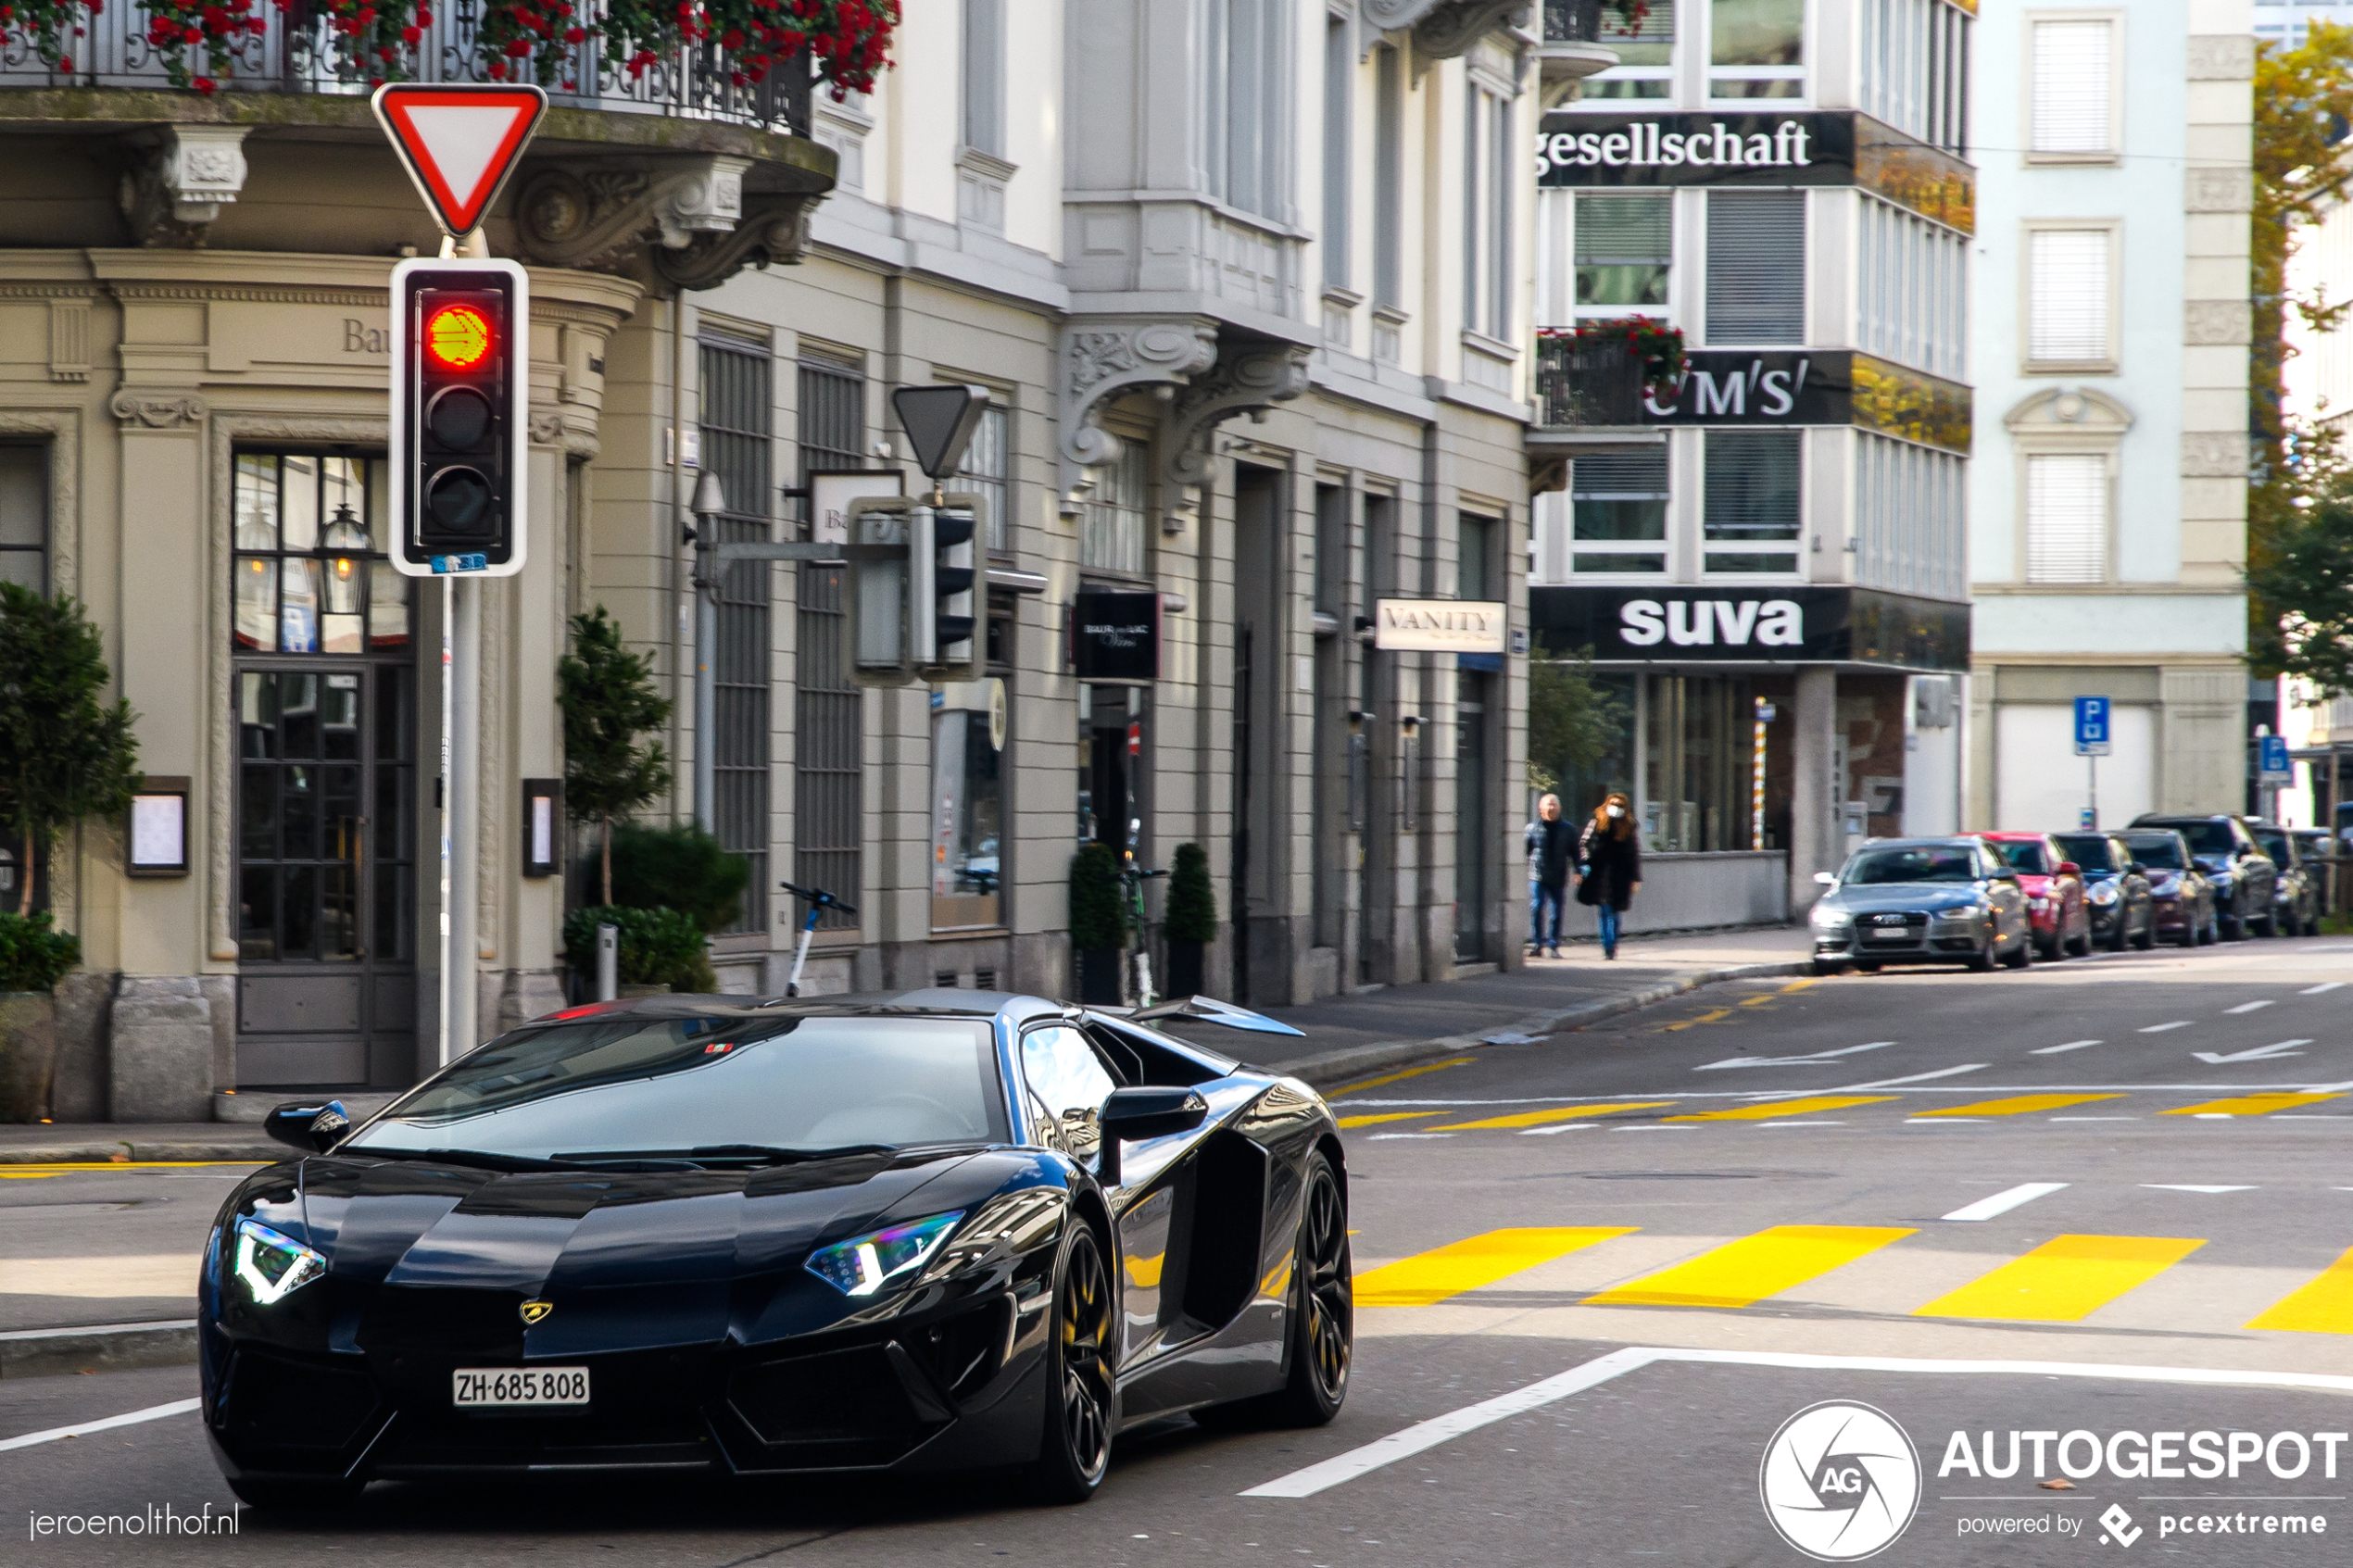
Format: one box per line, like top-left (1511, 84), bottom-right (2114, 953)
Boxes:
top-left (1524, 793), bottom-right (1576, 958)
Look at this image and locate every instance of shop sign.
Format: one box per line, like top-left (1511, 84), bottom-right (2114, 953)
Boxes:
top-left (1629, 351), bottom-right (1970, 454)
top-left (1531, 586), bottom-right (1969, 671)
top-left (1373, 598), bottom-right (1508, 654)
top-left (1534, 110), bottom-right (1973, 233)
top-left (1072, 590), bottom-right (1161, 681)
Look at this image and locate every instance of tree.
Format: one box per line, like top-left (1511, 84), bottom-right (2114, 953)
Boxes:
top-left (557, 606), bottom-right (673, 906)
top-left (0, 583), bottom-right (141, 917)
top-left (2246, 490), bottom-right (2353, 696)
top-left (1525, 640), bottom-right (1629, 804)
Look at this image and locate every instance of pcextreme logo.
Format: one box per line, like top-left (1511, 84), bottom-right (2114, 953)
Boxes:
top-left (1760, 1400), bottom-right (1922, 1562)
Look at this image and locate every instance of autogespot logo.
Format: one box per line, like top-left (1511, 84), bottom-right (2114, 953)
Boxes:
top-left (1760, 1401), bottom-right (1922, 1562)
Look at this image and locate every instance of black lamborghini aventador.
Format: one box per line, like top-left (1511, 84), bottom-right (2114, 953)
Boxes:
top-left (198, 989), bottom-right (1353, 1509)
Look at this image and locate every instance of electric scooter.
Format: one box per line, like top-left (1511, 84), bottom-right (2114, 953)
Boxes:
top-left (777, 880), bottom-right (857, 997)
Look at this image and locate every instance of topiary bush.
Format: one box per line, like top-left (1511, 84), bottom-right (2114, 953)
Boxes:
top-left (0, 910), bottom-right (78, 994)
top-left (562, 905), bottom-right (717, 996)
top-left (608, 822), bottom-right (752, 935)
top-left (1164, 842), bottom-right (1217, 944)
top-left (1069, 844), bottom-right (1127, 952)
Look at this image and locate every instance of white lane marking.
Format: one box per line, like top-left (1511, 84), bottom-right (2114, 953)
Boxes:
top-left (1692, 1041), bottom-right (1896, 1072)
top-left (0, 1398), bottom-right (201, 1455)
top-left (1238, 1348), bottom-right (2353, 1499)
top-left (2304, 983), bottom-right (2347, 996)
top-left (1943, 1182), bottom-right (2068, 1222)
top-left (1517, 1124), bottom-right (1594, 1135)
top-left (2144, 1185), bottom-right (2259, 1194)
top-left (2141, 1022), bottom-right (2193, 1034)
top-left (2192, 1112), bottom-right (2233, 1120)
top-left (2271, 1115), bottom-right (2353, 1121)
top-left (0, 1319), bottom-right (195, 1342)
top-left (2192, 1039), bottom-right (2311, 1064)
top-left (2307, 1081), bottom-right (2353, 1093)
top-left (2226, 1000), bottom-right (2278, 1014)
top-left (2032, 1039), bottom-right (2103, 1055)
top-left (1338, 1080), bottom-right (2353, 1109)
top-left (1826, 1063), bottom-right (1988, 1092)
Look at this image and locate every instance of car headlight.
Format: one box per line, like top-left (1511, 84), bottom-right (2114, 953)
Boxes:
top-left (2087, 884), bottom-right (2118, 906)
top-left (805, 1211), bottom-right (965, 1298)
top-left (1810, 907), bottom-right (1851, 928)
top-left (233, 1217), bottom-right (327, 1305)
top-left (1932, 904), bottom-right (1983, 922)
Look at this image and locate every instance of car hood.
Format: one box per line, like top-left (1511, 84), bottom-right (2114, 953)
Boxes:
top-left (1819, 884), bottom-right (1986, 913)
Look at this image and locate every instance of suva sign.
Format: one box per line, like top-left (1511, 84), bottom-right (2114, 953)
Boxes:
top-left (1618, 597), bottom-right (1806, 648)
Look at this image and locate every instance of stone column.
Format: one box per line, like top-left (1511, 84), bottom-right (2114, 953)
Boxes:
top-left (1790, 666), bottom-right (1839, 912)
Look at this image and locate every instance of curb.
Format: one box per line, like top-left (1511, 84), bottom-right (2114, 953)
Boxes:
top-left (0, 1143), bottom-right (282, 1166)
top-left (1272, 960), bottom-right (1817, 1091)
top-left (0, 1321), bottom-right (198, 1379)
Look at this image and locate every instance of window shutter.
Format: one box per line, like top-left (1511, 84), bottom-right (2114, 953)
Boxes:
top-left (1706, 190), bottom-right (1806, 345)
top-left (1576, 194), bottom-right (1671, 266)
top-left (2032, 19), bottom-right (2111, 155)
top-left (2026, 453), bottom-right (2106, 583)
top-left (2029, 229), bottom-right (2110, 364)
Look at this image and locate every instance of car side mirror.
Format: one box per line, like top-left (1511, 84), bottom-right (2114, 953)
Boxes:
top-left (1096, 1086), bottom-right (1209, 1185)
top-left (1813, 871), bottom-right (1837, 886)
top-left (2057, 861), bottom-right (2081, 876)
top-left (265, 1099), bottom-right (349, 1155)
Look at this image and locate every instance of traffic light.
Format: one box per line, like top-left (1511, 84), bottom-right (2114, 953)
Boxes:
top-left (389, 257), bottom-right (529, 577)
top-left (915, 500), bottom-right (980, 680)
top-left (844, 492), bottom-right (987, 686)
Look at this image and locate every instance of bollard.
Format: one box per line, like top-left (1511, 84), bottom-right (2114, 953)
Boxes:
top-left (596, 922), bottom-right (619, 1002)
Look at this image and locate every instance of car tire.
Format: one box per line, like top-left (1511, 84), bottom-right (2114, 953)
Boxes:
top-left (1026, 1219), bottom-right (1117, 1505)
top-left (2003, 931), bottom-right (2033, 970)
top-left (1853, 960), bottom-right (1882, 973)
top-left (224, 1477), bottom-right (365, 1513)
top-left (1811, 959), bottom-right (1846, 977)
top-left (1196, 1150), bottom-right (1353, 1431)
top-left (2202, 909), bottom-right (2221, 946)
top-left (2133, 916), bottom-right (2157, 952)
top-left (1965, 938), bottom-right (1996, 972)
top-left (2069, 923), bottom-right (2094, 957)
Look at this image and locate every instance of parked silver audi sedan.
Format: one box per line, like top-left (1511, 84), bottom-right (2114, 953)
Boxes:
top-left (1808, 837), bottom-right (2035, 975)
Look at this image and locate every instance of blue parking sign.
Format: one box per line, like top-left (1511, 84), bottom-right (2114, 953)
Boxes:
top-left (2073, 696), bottom-right (2111, 757)
top-left (2259, 734), bottom-right (2292, 778)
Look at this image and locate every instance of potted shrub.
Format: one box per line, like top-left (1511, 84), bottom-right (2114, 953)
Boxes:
top-left (1069, 844), bottom-right (1126, 1004)
top-left (609, 822), bottom-right (751, 935)
top-left (558, 606), bottom-right (673, 907)
top-left (0, 911), bottom-right (80, 1123)
top-left (1164, 842), bottom-right (1216, 997)
top-left (562, 905), bottom-right (717, 997)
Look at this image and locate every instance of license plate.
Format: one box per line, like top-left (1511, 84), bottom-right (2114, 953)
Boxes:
top-left (453, 1367), bottom-right (590, 1408)
top-left (1865, 927), bottom-right (1912, 942)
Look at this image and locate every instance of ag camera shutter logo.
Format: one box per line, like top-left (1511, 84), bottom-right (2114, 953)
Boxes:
top-left (1759, 1400), bottom-right (1921, 1561)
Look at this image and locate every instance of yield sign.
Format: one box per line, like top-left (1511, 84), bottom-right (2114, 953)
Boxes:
top-left (371, 83), bottom-right (548, 238)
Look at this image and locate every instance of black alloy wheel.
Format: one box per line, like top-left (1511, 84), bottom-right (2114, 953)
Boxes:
top-left (1027, 1222), bottom-right (1115, 1503)
top-left (1196, 1150), bottom-right (1353, 1430)
top-left (2133, 904), bottom-right (2158, 950)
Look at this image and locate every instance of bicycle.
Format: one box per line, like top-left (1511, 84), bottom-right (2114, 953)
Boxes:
top-left (777, 880), bottom-right (858, 997)
top-left (1118, 817), bottom-right (1168, 1007)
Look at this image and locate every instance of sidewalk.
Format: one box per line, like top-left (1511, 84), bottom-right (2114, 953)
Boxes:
top-left (1163, 925), bottom-right (1816, 1087)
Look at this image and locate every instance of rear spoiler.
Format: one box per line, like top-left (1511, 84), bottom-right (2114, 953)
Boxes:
top-left (1108, 995), bottom-right (1305, 1037)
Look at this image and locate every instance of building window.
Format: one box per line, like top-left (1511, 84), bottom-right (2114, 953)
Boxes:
top-left (0, 445), bottom-right (44, 594)
top-left (1373, 43), bottom-right (1403, 309)
top-left (2025, 452), bottom-right (2107, 583)
top-left (1858, 196), bottom-right (1969, 380)
top-left (1711, 0), bottom-right (1805, 99)
top-left (1705, 190), bottom-right (1806, 345)
top-left (1206, 0), bottom-right (1291, 221)
top-left (1570, 449), bottom-right (1669, 575)
top-left (955, 401), bottom-right (1010, 555)
top-left (700, 333), bottom-right (774, 935)
top-left (1323, 14), bottom-right (1352, 291)
top-left (1855, 433), bottom-right (1965, 601)
top-left (794, 348), bottom-right (866, 933)
top-left (962, 0), bottom-right (1004, 157)
top-left (1082, 440), bottom-right (1149, 578)
top-left (931, 696), bottom-right (1003, 931)
top-left (1582, 0), bottom-right (1674, 99)
top-left (2030, 16), bottom-right (2115, 159)
top-left (2027, 226), bottom-right (2115, 369)
top-left (1458, 513), bottom-right (1495, 599)
top-left (1861, 0), bottom-right (1970, 153)
top-left (1575, 193), bottom-right (1671, 316)
top-left (1463, 84), bottom-right (1513, 338)
top-left (1703, 430), bottom-right (1801, 573)
top-left (233, 454), bottom-right (410, 655)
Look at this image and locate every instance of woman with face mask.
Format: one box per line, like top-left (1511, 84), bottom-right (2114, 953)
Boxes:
top-left (1574, 792), bottom-right (1643, 960)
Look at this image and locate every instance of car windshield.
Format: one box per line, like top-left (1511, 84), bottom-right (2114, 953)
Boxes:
top-left (2251, 828), bottom-right (2289, 862)
top-left (2053, 834), bottom-right (2116, 872)
top-left (1843, 847), bottom-right (1981, 884)
top-left (2124, 835), bottom-right (2186, 871)
top-left (346, 1014), bottom-right (1008, 1162)
top-left (1988, 840), bottom-right (2049, 873)
top-left (2153, 820), bottom-right (2238, 856)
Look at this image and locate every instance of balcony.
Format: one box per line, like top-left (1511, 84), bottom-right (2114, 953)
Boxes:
top-left (1534, 331), bottom-right (1647, 431)
top-left (1540, 0), bottom-right (1622, 108)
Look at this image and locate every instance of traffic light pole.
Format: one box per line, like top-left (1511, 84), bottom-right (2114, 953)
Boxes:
top-left (434, 225), bottom-right (491, 1066)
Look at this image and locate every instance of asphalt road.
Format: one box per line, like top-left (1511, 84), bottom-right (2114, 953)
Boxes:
top-left (8, 933), bottom-right (2353, 1566)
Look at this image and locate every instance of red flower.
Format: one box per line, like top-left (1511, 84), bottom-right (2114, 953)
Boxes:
top-left (193, 74), bottom-right (216, 92)
top-left (563, 24), bottom-right (584, 41)
top-left (399, 23), bottom-right (418, 41)
top-left (486, 57), bottom-right (507, 76)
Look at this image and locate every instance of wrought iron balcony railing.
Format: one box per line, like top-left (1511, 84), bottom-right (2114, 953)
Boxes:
top-left (0, 0), bottom-right (812, 137)
top-left (1534, 332), bottom-right (1647, 430)
top-left (1542, 0), bottom-right (1605, 44)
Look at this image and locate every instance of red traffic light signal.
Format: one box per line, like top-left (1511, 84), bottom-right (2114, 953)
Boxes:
top-left (388, 257), bottom-right (529, 578)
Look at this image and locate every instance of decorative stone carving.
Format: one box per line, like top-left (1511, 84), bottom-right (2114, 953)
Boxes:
top-left (657, 156), bottom-right (750, 244)
top-left (1412, 0), bottom-right (1533, 59)
top-left (1059, 315), bottom-right (1221, 477)
top-left (2185, 167), bottom-right (2252, 214)
top-left (650, 197), bottom-right (818, 292)
top-left (515, 157), bottom-right (810, 291)
top-left (120, 125), bottom-right (252, 246)
top-left (2181, 431), bottom-right (2250, 480)
top-left (1363, 0), bottom-right (1446, 30)
top-left (1163, 343), bottom-right (1315, 488)
top-left (2186, 34), bottom-right (2257, 82)
top-left (109, 390), bottom-right (208, 430)
top-left (529, 410), bottom-right (568, 445)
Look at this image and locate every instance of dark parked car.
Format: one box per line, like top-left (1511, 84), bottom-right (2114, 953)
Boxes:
top-left (2247, 821), bottom-right (2323, 938)
top-left (199, 990), bottom-right (1351, 1510)
top-left (2294, 829), bottom-right (2337, 927)
top-left (2128, 815), bottom-right (2277, 938)
top-left (2053, 832), bottom-right (2157, 951)
top-left (2119, 829), bottom-right (2219, 947)
top-left (1809, 837), bottom-right (2034, 973)
top-left (1974, 832), bottom-right (2093, 960)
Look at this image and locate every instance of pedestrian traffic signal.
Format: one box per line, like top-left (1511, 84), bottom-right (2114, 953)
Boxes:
top-left (389, 257), bottom-right (529, 577)
top-left (915, 500), bottom-right (980, 680)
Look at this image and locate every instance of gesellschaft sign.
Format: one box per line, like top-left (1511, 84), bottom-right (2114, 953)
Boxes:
top-left (1534, 110), bottom-right (1973, 234)
top-left (1374, 599), bottom-right (1508, 655)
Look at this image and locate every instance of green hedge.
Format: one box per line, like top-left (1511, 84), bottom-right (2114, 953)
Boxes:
top-left (1164, 842), bottom-right (1217, 944)
top-left (607, 822), bottom-right (751, 935)
top-left (0, 911), bottom-right (78, 994)
top-left (562, 905), bottom-right (717, 995)
top-left (1069, 844), bottom-right (1126, 952)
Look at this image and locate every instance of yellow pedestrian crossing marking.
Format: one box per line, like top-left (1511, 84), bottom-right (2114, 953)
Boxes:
top-left (1911, 1094), bottom-right (2125, 1119)
top-left (1584, 1224), bottom-right (1915, 1309)
top-left (1330, 1058), bottom-right (1476, 1096)
top-left (1354, 1227), bottom-right (1637, 1308)
top-left (2161, 1093), bottom-right (2345, 1117)
top-left (1667, 1097), bottom-right (1898, 1122)
top-left (1739, 994), bottom-right (1777, 1008)
top-left (1916, 1235), bottom-right (2205, 1322)
top-left (1430, 1101), bottom-right (1674, 1131)
top-left (2247, 1246), bottom-right (2353, 1335)
top-left (1663, 1008), bottom-right (1734, 1032)
top-left (1337, 1111), bottom-right (1443, 1130)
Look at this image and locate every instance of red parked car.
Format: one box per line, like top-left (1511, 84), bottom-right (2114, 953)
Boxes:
top-left (1972, 833), bottom-right (2094, 960)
